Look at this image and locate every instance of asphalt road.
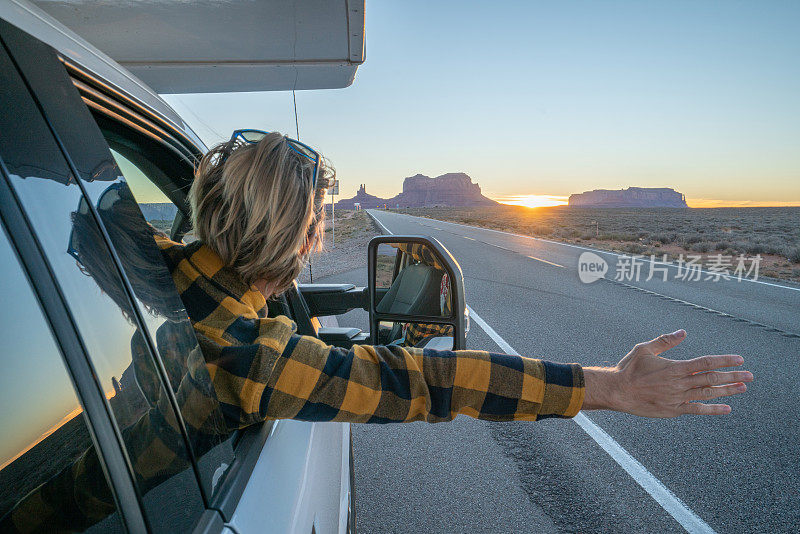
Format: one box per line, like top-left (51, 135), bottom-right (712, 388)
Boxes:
top-left (327, 209), bottom-right (800, 533)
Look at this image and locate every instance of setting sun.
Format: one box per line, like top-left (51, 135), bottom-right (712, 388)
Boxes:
top-left (495, 195), bottom-right (570, 209)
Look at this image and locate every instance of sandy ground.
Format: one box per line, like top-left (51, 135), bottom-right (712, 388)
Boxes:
top-left (396, 206), bottom-right (800, 282)
top-left (298, 210), bottom-right (380, 283)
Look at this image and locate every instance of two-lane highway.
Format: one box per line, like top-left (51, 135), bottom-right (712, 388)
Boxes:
top-left (347, 209), bottom-right (800, 533)
top-left (372, 210), bottom-right (800, 335)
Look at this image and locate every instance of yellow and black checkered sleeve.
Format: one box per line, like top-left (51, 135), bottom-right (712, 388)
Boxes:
top-left (261, 334), bottom-right (585, 423)
top-left (403, 323), bottom-right (454, 347)
top-left (155, 235), bottom-right (585, 424)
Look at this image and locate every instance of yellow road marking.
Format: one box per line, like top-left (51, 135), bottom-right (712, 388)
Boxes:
top-left (463, 236), bottom-right (476, 240)
top-left (527, 255), bottom-right (565, 268)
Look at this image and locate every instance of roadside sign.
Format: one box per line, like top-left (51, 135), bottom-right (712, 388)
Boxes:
top-left (328, 179), bottom-right (339, 195)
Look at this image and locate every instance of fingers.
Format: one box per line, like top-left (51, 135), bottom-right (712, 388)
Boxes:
top-left (679, 403), bottom-right (732, 415)
top-left (683, 370), bottom-right (753, 388)
top-left (684, 382), bottom-right (747, 402)
top-left (643, 329), bottom-right (687, 355)
top-left (680, 354), bottom-right (744, 374)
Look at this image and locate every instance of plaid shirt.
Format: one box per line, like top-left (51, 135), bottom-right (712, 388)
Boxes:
top-left (403, 322), bottom-right (454, 347)
top-left (158, 238), bottom-right (585, 424)
top-left (1, 236), bottom-right (585, 533)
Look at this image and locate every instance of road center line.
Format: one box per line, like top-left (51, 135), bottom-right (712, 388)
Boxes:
top-left (463, 236), bottom-right (476, 240)
top-left (467, 305), bottom-right (717, 534)
top-left (527, 255), bottom-right (565, 268)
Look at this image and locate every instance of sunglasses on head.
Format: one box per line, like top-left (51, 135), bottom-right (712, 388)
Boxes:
top-left (68, 182), bottom-right (126, 262)
top-left (229, 129), bottom-right (320, 188)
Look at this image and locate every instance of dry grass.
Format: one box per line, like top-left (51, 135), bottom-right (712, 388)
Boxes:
top-left (396, 205), bottom-right (800, 282)
top-left (322, 208), bottom-right (375, 246)
top-left (299, 209), bottom-right (381, 282)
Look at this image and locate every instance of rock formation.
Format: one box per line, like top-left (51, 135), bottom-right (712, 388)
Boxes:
top-left (335, 184), bottom-right (387, 209)
top-left (568, 187), bottom-right (688, 208)
top-left (336, 172), bottom-right (497, 209)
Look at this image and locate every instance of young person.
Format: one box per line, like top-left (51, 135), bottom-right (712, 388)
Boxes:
top-left (0, 130), bottom-right (753, 532)
top-left (159, 130), bottom-right (753, 425)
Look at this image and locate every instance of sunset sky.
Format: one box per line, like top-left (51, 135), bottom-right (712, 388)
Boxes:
top-left (163, 1), bottom-right (800, 208)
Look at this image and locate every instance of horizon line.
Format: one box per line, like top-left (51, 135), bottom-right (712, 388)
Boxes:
top-left (493, 194), bottom-right (800, 209)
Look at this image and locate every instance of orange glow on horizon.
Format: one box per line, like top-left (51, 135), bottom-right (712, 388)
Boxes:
top-left (0, 388), bottom-right (117, 471)
top-left (0, 405), bottom-right (84, 471)
top-left (495, 195), bottom-right (800, 209)
top-left (495, 194), bottom-right (569, 208)
top-left (687, 198), bottom-right (800, 208)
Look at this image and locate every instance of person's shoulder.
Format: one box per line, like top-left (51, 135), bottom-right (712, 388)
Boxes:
top-left (155, 235), bottom-right (203, 271)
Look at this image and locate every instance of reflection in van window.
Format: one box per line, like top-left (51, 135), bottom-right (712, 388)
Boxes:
top-left (110, 148), bottom-right (178, 235)
top-left (0, 226), bottom-right (123, 533)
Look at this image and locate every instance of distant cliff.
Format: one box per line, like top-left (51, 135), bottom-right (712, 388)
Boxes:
top-left (568, 187), bottom-right (688, 208)
top-left (336, 172), bottom-right (497, 209)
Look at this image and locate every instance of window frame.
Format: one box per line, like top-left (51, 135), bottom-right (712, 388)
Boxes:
top-left (0, 45), bottom-right (146, 530)
top-left (70, 66), bottom-right (200, 242)
top-left (81, 83), bottom-right (298, 523)
top-left (93, 111), bottom-right (193, 240)
top-left (0, 20), bottom-right (210, 531)
top-left (78, 75), bottom-right (280, 523)
top-left (5, 28), bottom-right (280, 522)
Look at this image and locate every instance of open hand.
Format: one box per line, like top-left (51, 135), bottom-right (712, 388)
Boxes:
top-left (582, 330), bottom-right (753, 417)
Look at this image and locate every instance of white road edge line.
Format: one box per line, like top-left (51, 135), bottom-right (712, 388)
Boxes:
top-left (369, 210), bottom-right (716, 533)
top-left (467, 305), bottom-right (717, 534)
top-left (369, 211), bottom-right (391, 235)
top-left (382, 210), bottom-right (800, 293)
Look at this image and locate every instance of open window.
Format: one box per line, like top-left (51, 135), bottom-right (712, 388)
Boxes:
top-left (90, 111), bottom-right (195, 242)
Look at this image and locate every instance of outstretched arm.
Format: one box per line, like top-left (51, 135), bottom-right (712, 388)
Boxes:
top-left (260, 336), bottom-right (585, 423)
top-left (205, 317), bottom-right (752, 426)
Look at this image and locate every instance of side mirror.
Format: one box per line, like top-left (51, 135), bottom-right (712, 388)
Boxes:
top-left (368, 235), bottom-right (468, 350)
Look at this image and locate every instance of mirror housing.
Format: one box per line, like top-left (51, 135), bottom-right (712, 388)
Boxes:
top-left (368, 235), bottom-right (467, 350)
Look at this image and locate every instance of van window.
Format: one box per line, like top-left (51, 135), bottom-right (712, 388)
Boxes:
top-left (0, 64), bottom-right (206, 529)
top-left (85, 114), bottom-right (238, 503)
top-left (90, 112), bottom-right (196, 242)
top-left (110, 147), bottom-right (178, 235)
top-left (0, 225), bottom-right (123, 533)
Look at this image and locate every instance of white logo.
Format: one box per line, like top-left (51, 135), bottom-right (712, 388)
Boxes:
top-left (578, 252), bottom-right (608, 284)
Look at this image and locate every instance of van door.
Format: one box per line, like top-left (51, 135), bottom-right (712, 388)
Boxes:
top-left (0, 19), bottom-right (354, 532)
top-left (0, 20), bottom-right (210, 533)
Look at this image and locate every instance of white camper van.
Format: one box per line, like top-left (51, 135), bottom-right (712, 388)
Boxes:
top-left (0, 2), bottom-right (368, 532)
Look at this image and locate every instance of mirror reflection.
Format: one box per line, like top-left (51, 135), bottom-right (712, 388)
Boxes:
top-left (377, 320), bottom-right (455, 350)
top-left (374, 242), bottom-right (454, 320)
top-left (0, 227), bottom-right (124, 532)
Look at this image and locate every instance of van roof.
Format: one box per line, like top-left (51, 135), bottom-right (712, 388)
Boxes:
top-left (3, 0), bottom-right (204, 147)
top-left (4, 0), bottom-right (366, 149)
top-left (31, 0), bottom-right (366, 94)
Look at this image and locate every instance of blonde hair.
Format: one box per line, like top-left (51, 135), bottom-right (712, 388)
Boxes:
top-left (189, 132), bottom-right (332, 293)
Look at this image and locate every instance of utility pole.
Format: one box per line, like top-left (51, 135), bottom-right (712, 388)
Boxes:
top-left (329, 179), bottom-right (339, 248)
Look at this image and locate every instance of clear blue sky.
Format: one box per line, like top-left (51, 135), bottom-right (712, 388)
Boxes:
top-left (164, 1), bottom-right (800, 206)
